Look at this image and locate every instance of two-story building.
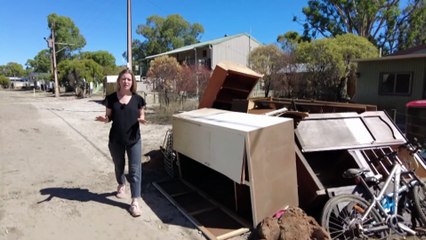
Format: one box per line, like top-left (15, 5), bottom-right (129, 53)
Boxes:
top-left (144, 33), bottom-right (262, 70)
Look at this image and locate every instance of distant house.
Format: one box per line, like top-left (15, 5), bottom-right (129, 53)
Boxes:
top-left (144, 33), bottom-right (262, 70)
top-left (8, 77), bottom-right (31, 89)
top-left (353, 45), bottom-right (426, 126)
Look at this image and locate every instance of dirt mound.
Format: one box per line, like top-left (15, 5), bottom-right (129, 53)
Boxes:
top-left (255, 207), bottom-right (330, 240)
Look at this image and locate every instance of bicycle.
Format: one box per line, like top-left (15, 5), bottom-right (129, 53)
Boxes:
top-left (320, 144), bottom-right (426, 239)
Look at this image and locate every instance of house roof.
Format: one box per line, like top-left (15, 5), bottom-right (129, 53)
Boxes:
top-left (354, 53), bottom-right (426, 62)
top-left (355, 44), bottom-right (426, 62)
top-left (278, 63), bottom-right (310, 73)
top-left (390, 44), bottom-right (426, 56)
top-left (144, 33), bottom-right (261, 60)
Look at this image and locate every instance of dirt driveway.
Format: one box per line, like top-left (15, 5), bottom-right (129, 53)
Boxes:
top-left (0, 90), bottom-right (206, 240)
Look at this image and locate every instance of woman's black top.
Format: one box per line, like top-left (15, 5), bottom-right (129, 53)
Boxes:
top-left (105, 92), bottom-right (146, 145)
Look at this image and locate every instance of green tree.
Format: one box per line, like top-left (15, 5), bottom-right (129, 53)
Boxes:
top-left (57, 59), bottom-right (103, 96)
top-left (48, 13), bottom-right (86, 62)
top-left (296, 0), bottom-right (424, 53)
top-left (0, 62), bottom-right (26, 77)
top-left (26, 50), bottom-right (52, 73)
top-left (275, 32), bottom-right (309, 98)
top-left (0, 75), bottom-right (10, 88)
top-left (295, 34), bottom-right (378, 101)
top-left (131, 39), bottom-right (148, 75)
top-left (147, 56), bottom-right (182, 105)
top-left (277, 31), bottom-right (309, 53)
top-left (135, 14), bottom-right (204, 62)
top-left (249, 44), bottom-right (286, 97)
top-left (397, 0), bottom-right (426, 50)
top-left (78, 51), bottom-right (117, 75)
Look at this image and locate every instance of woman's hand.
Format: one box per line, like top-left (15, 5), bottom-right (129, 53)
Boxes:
top-left (138, 107), bottom-right (147, 125)
top-left (138, 118), bottom-right (148, 125)
top-left (95, 115), bottom-right (109, 123)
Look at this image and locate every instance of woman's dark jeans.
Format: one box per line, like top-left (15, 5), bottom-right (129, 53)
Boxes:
top-left (108, 139), bottom-right (142, 198)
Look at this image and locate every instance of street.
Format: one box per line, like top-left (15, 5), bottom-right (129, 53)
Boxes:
top-left (0, 90), bottom-right (205, 240)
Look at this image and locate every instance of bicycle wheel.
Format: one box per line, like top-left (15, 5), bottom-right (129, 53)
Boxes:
top-left (321, 194), bottom-right (388, 239)
top-left (412, 183), bottom-right (426, 226)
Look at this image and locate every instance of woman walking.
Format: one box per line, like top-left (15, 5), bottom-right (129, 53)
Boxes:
top-left (96, 69), bottom-right (147, 217)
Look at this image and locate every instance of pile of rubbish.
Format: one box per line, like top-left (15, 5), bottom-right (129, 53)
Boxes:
top-left (255, 207), bottom-right (330, 240)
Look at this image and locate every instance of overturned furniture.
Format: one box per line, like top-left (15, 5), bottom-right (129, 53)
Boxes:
top-left (248, 97), bottom-right (377, 114)
top-left (155, 108), bottom-right (297, 239)
top-left (293, 110), bottom-right (426, 214)
top-left (198, 61), bottom-right (263, 110)
top-left (155, 60), bottom-right (421, 237)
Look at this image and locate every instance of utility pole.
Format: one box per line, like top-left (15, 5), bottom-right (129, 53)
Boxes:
top-left (127, 0), bottom-right (132, 70)
top-left (51, 26), bottom-right (60, 98)
top-left (45, 38), bottom-right (54, 79)
top-left (45, 32), bottom-right (74, 98)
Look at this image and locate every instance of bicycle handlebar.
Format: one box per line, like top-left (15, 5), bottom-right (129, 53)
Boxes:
top-left (400, 138), bottom-right (424, 154)
top-left (375, 151), bottom-right (398, 162)
top-left (372, 149), bottom-right (419, 172)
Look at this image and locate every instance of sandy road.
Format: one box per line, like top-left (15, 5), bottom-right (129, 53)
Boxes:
top-left (0, 90), bottom-right (205, 240)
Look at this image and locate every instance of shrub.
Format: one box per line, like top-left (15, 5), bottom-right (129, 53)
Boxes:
top-left (0, 75), bottom-right (10, 88)
top-left (149, 98), bottom-right (198, 125)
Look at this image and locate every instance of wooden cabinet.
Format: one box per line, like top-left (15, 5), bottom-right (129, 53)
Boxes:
top-left (172, 108), bottom-right (298, 227)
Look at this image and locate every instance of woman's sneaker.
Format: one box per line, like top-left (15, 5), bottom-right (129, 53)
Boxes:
top-left (116, 184), bottom-right (126, 199)
top-left (129, 201), bottom-right (141, 217)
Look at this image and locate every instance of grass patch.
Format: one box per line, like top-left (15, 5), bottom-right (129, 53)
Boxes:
top-left (148, 99), bottom-right (199, 125)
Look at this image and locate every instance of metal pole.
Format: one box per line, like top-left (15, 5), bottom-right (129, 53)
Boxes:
top-left (44, 38), bottom-right (54, 80)
top-left (52, 26), bottom-right (60, 98)
top-left (127, 0), bottom-right (132, 69)
top-left (194, 48), bottom-right (199, 99)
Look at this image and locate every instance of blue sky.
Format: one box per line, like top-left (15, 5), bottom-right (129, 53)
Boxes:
top-left (0, 0), bottom-right (307, 67)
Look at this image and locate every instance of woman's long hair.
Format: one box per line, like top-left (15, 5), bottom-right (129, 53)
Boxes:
top-left (116, 68), bottom-right (137, 93)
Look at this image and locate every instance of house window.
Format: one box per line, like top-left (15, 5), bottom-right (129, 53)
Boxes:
top-left (379, 72), bottom-right (412, 95)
